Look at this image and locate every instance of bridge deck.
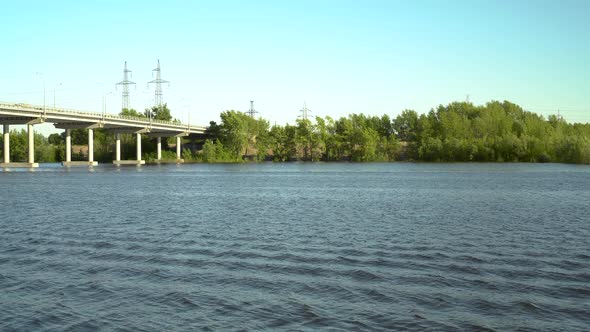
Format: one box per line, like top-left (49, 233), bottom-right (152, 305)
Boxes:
top-left (0, 102), bottom-right (206, 134)
top-left (1, 102), bottom-right (208, 168)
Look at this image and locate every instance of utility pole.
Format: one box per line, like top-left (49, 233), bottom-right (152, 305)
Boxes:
top-left (115, 61), bottom-right (136, 110)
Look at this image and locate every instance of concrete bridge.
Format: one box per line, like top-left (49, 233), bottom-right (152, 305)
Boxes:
top-left (0, 102), bottom-right (207, 168)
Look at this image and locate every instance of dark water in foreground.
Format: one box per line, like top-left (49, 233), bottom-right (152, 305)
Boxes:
top-left (1, 163), bottom-right (589, 331)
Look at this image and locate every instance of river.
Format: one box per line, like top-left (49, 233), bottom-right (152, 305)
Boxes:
top-left (1, 163), bottom-right (589, 331)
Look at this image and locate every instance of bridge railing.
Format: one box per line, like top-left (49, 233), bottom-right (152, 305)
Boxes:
top-left (0, 102), bottom-right (203, 129)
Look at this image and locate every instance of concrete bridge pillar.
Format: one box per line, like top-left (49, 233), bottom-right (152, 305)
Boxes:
top-left (65, 129), bottom-right (71, 163)
top-left (1, 124), bottom-right (37, 168)
top-left (157, 137), bottom-right (162, 160)
top-left (115, 133), bottom-right (121, 162)
top-left (27, 124), bottom-right (34, 164)
top-left (3, 124), bottom-right (9, 163)
top-left (113, 132), bottom-right (144, 166)
top-left (175, 136), bottom-right (185, 163)
top-left (136, 133), bottom-right (142, 161)
top-left (88, 128), bottom-right (94, 163)
top-left (63, 128), bottom-right (96, 166)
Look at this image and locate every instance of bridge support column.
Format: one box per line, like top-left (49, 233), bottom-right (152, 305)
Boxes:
top-left (157, 137), bottom-right (162, 160)
top-left (63, 128), bottom-right (96, 166)
top-left (3, 124), bottom-right (9, 164)
top-left (1, 124), bottom-right (37, 168)
top-left (136, 133), bottom-right (142, 162)
top-left (115, 133), bottom-right (121, 162)
top-left (113, 132), bottom-right (144, 166)
top-left (88, 129), bottom-right (94, 163)
top-left (65, 129), bottom-right (71, 163)
top-left (28, 124), bottom-right (34, 164)
top-left (25, 124), bottom-right (38, 168)
top-left (176, 136), bottom-right (184, 163)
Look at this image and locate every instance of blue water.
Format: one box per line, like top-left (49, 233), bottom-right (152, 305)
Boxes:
top-left (1, 163), bottom-right (589, 331)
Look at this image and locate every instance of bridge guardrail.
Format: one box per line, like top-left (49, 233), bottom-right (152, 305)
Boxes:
top-left (0, 102), bottom-right (206, 131)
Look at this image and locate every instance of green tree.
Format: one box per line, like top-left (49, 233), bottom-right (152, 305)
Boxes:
top-left (120, 108), bottom-right (145, 118)
top-left (201, 139), bottom-right (232, 162)
top-left (9, 129), bottom-right (27, 162)
top-left (48, 133), bottom-right (62, 145)
top-left (393, 110), bottom-right (419, 141)
top-left (144, 104), bottom-right (173, 121)
top-left (206, 121), bottom-right (222, 139)
top-left (214, 110), bottom-right (268, 161)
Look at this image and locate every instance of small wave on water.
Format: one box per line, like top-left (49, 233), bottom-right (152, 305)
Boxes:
top-left (1, 163), bottom-right (590, 331)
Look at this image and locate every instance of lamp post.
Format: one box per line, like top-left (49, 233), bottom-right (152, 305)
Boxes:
top-left (35, 72), bottom-right (46, 116)
top-left (183, 104), bottom-right (191, 130)
top-left (53, 83), bottom-right (62, 110)
top-left (96, 82), bottom-right (114, 118)
top-left (102, 91), bottom-right (113, 120)
top-left (149, 100), bottom-right (153, 126)
top-left (141, 89), bottom-right (153, 124)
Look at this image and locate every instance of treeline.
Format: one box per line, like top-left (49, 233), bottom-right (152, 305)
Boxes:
top-left (397, 101), bottom-right (590, 163)
top-left (2, 100), bottom-right (589, 164)
top-left (200, 100), bottom-right (590, 164)
top-left (200, 110), bottom-right (397, 162)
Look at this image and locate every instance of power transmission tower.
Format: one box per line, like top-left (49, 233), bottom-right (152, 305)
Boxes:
top-left (246, 100), bottom-right (258, 118)
top-left (148, 59), bottom-right (169, 107)
top-left (115, 61), bottom-right (136, 110)
top-left (299, 101), bottom-right (311, 120)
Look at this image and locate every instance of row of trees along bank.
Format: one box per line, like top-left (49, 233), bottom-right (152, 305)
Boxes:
top-left (201, 100), bottom-right (590, 164)
top-left (1, 101), bottom-right (589, 164)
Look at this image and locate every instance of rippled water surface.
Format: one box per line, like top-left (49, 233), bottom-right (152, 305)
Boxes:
top-left (1, 163), bottom-right (589, 331)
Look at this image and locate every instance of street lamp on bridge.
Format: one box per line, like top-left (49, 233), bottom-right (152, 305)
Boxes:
top-left (53, 83), bottom-right (62, 111)
top-left (35, 72), bottom-right (46, 117)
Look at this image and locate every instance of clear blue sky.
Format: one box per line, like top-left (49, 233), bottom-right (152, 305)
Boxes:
top-left (1, 0), bottom-right (589, 134)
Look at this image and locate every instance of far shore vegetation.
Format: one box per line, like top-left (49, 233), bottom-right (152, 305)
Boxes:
top-left (2, 100), bottom-right (590, 164)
